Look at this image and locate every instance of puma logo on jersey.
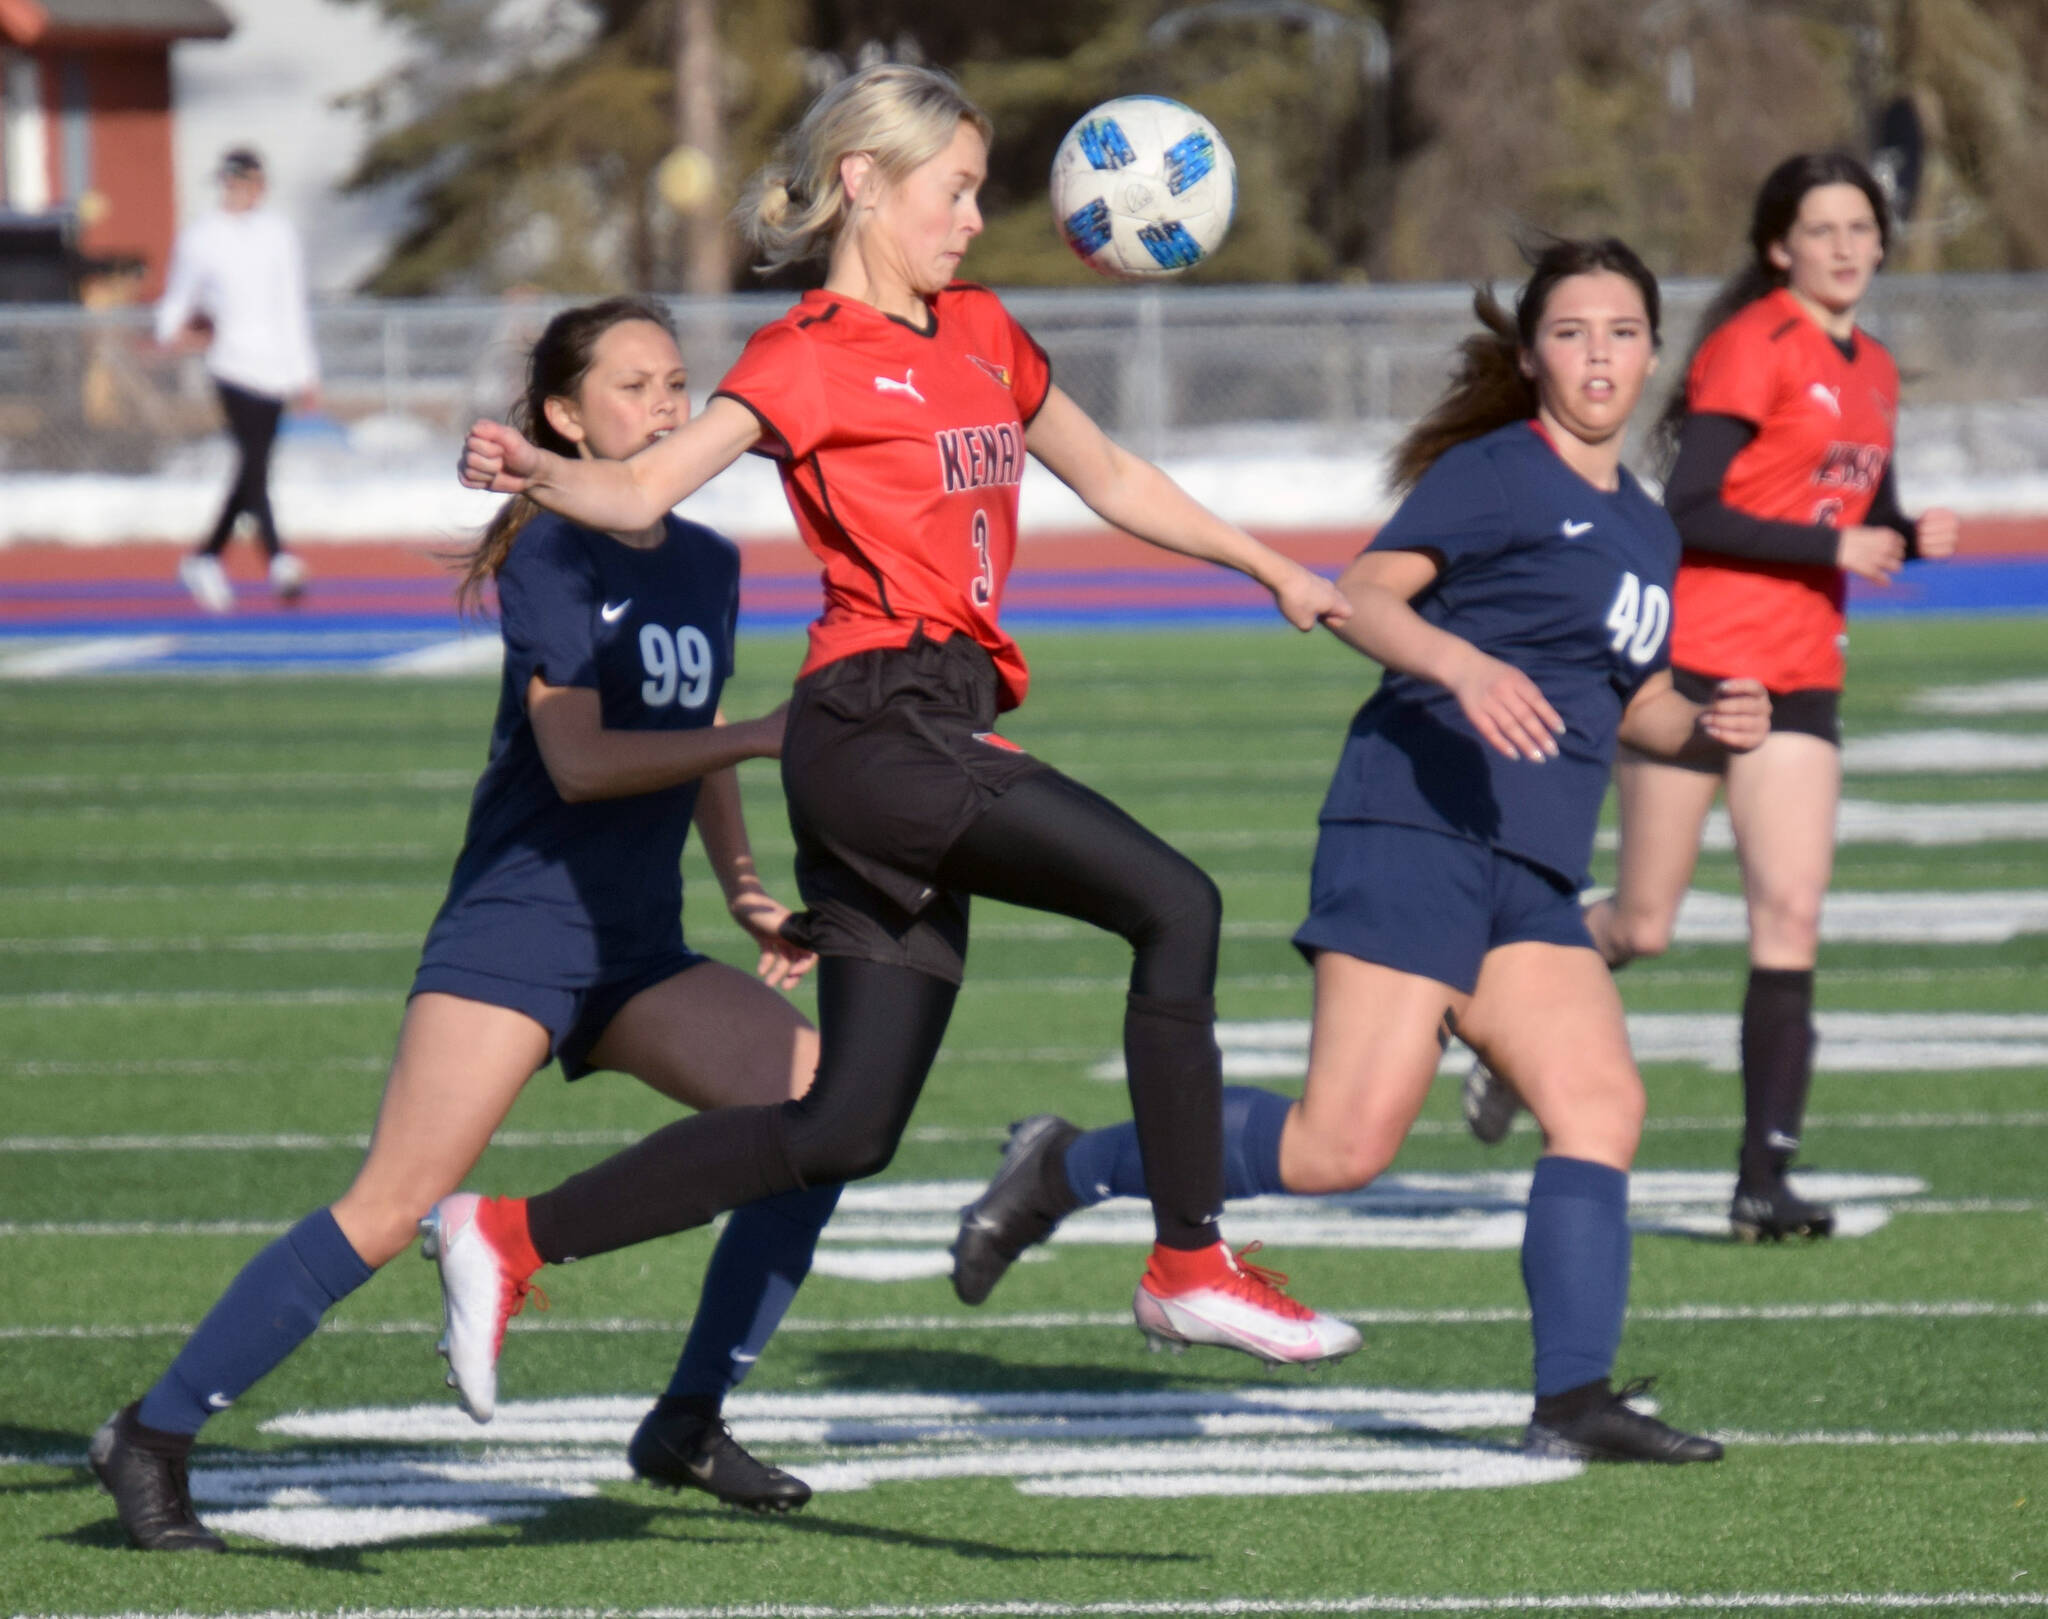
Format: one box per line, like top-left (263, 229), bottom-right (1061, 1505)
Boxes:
top-left (968, 354), bottom-right (1012, 389)
top-left (1560, 519), bottom-right (1594, 539)
top-left (874, 369), bottom-right (925, 404)
top-left (973, 731), bottom-right (1025, 753)
top-left (600, 599), bottom-right (632, 623)
top-left (1808, 381), bottom-right (1841, 415)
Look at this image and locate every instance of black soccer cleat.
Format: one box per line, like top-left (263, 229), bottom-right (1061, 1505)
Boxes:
top-left (1731, 1182), bottom-right (1835, 1243)
top-left (628, 1401), bottom-right (811, 1513)
top-left (88, 1403), bottom-right (227, 1552)
top-left (950, 1114), bottom-right (1083, 1306)
top-left (1522, 1377), bottom-right (1724, 1465)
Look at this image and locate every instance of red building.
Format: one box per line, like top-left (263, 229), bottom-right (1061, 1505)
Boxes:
top-left (0, 0), bottom-right (232, 299)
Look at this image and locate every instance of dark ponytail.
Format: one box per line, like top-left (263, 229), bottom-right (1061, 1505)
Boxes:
top-left (1390, 236), bottom-right (1661, 493)
top-left (453, 295), bottom-right (680, 617)
top-left (1651, 151), bottom-right (1891, 464)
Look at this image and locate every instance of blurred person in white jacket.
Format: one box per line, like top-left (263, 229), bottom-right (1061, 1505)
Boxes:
top-left (155, 148), bottom-right (320, 610)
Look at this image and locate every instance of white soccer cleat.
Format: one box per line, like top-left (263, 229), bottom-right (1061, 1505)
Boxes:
top-left (1461, 1053), bottom-right (1524, 1146)
top-left (419, 1192), bottom-right (542, 1424)
top-left (268, 553), bottom-right (308, 601)
top-left (178, 554), bottom-right (234, 613)
top-left (1133, 1241), bottom-right (1361, 1367)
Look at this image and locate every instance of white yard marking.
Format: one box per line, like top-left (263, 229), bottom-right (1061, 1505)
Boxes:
top-left (374, 636), bottom-right (504, 676)
top-left (16, 1598), bottom-right (2048, 1618)
top-left (15, 1384), bottom-right (2044, 1547)
top-left (0, 635), bottom-right (180, 678)
top-left (1104, 1013), bottom-right (2048, 1086)
top-left (1595, 798), bottom-right (2048, 850)
top-left (0, 1171), bottom-right (1956, 1250)
top-left (6, 1298), bottom-right (2044, 1342)
top-left (1677, 888), bottom-right (2048, 943)
top-left (1842, 728), bottom-right (2048, 773)
top-left (1912, 677), bottom-right (2048, 715)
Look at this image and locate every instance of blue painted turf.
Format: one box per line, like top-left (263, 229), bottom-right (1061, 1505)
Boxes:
top-left (3, 559), bottom-right (2043, 674)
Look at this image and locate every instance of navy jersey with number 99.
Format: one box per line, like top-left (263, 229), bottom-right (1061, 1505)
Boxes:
top-left (418, 511), bottom-right (741, 987)
top-left (1318, 421), bottom-right (1681, 887)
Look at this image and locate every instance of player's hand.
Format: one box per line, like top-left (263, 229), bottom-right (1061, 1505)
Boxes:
top-left (729, 889), bottom-right (816, 990)
top-left (1836, 524), bottom-right (1905, 585)
top-left (459, 419), bottom-right (542, 494)
top-left (1700, 677), bottom-right (1771, 753)
top-left (1915, 507), bottom-right (1961, 560)
top-left (1269, 562), bottom-right (1350, 632)
top-left (1448, 646), bottom-right (1565, 763)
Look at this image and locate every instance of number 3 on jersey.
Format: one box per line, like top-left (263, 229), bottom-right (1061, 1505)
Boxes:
top-left (639, 624), bottom-right (714, 708)
top-left (1604, 571), bottom-right (1670, 666)
top-left (969, 510), bottom-right (994, 610)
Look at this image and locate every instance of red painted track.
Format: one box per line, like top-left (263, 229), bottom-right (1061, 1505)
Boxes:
top-left (3, 519), bottom-right (2043, 590)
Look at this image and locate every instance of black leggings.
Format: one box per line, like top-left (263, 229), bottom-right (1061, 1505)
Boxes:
top-left (525, 769), bottom-right (1228, 1262)
top-left (203, 380), bottom-right (284, 557)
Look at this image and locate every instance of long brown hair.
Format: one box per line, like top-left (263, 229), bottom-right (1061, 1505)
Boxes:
top-left (454, 295), bottom-right (681, 616)
top-left (1389, 236), bottom-right (1662, 494)
top-left (1650, 152), bottom-right (1890, 464)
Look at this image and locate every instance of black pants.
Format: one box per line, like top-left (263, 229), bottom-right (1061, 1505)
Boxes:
top-left (526, 767), bottom-right (1229, 1263)
top-left (203, 380), bottom-right (285, 557)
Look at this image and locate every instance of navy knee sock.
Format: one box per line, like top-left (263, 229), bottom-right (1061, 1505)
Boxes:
top-left (665, 1183), bottom-right (841, 1403)
top-left (137, 1207), bottom-right (374, 1435)
top-left (1064, 1085), bottom-right (1292, 1206)
top-left (1520, 1156), bottom-right (1631, 1398)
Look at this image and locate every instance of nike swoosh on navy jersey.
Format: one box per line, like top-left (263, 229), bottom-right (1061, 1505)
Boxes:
top-left (600, 599), bottom-right (632, 622)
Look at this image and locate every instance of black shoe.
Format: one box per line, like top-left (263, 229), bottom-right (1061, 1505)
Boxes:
top-left (628, 1401), bottom-right (811, 1513)
top-left (88, 1403), bottom-right (227, 1552)
top-left (1523, 1378), bottom-right (1724, 1464)
top-left (950, 1115), bottom-right (1082, 1306)
top-left (1731, 1181), bottom-right (1835, 1242)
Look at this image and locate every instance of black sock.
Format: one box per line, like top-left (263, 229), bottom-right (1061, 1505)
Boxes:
top-left (1738, 967), bottom-right (1816, 1190)
top-left (526, 1105), bottom-right (799, 1264)
top-left (1123, 992), bottom-right (1225, 1251)
top-left (126, 1407), bottom-right (197, 1460)
top-left (652, 1393), bottom-right (720, 1427)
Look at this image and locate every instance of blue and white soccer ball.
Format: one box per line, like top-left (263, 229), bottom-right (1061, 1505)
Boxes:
top-left (1050, 96), bottom-right (1237, 280)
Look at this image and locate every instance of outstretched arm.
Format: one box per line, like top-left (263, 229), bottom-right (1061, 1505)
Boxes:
top-left (526, 676), bottom-right (784, 803)
top-left (1024, 386), bottom-right (1348, 631)
top-left (1617, 671), bottom-right (1770, 760)
top-left (692, 724), bottom-right (815, 990)
top-left (459, 396), bottom-right (764, 533)
top-left (1324, 548), bottom-right (1565, 764)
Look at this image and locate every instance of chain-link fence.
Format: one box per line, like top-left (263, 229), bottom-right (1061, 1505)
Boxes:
top-left (4, 275), bottom-right (2047, 481)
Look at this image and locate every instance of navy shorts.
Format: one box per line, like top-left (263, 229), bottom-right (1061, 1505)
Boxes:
top-left (1292, 821), bottom-right (1594, 994)
top-left (409, 948), bottom-right (709, 1080)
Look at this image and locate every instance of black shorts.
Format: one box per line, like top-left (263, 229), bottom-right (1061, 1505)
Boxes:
top-left (1671, 665), bottom-right (1841, 748)
top-left (778, 629), bottom-right (1050, 983)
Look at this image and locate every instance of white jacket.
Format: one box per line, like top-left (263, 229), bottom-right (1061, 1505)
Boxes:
top-left (154, 207), bottom-right (320, 400)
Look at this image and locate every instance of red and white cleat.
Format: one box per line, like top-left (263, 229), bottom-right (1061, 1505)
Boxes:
top-left (1133, 1241), bottom-right (1361, 1367)
top-left (419, 1192), bottom-right (544, 1423)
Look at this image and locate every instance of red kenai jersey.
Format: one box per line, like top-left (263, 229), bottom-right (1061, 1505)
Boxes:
top-left (712, 282), bottom-right (1052, 709)
top-left (1671, 288), bottom-right (1899, 692)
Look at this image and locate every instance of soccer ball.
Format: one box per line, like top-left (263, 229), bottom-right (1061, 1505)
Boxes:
top-left (1050, 96), bottom-right (1237, 280)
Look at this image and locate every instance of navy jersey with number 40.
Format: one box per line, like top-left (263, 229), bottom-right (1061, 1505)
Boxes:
top-left (1319, 422), bottom-right (1681, 887)
top-left (418, 511), bottom-right (740, 987)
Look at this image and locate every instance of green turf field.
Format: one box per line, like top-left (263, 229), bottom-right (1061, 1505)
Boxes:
top-left (4, 618), bottom-right (2045, 1617)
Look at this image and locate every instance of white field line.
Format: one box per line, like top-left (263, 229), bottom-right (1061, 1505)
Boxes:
top-left (1912, 677), bottom-right (2048, 715)
top-left (374, 636), bottom-right (504, 676)
top-left (12, 1110), bottom-right (2047, 1157)
top-left (1842, 728), bottom-right (2048, 773)
top-left (16, 1600), bottom-right (2048, 1619)
top-left (0, 634), bottom-right (181, 678)
top-left (1595, 797), bottom-right (2048, 850)
top-left (5, 1298), bottom-right (2045, 1342)
top-left (1135, 1012), bottom-right (2048, 1086)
